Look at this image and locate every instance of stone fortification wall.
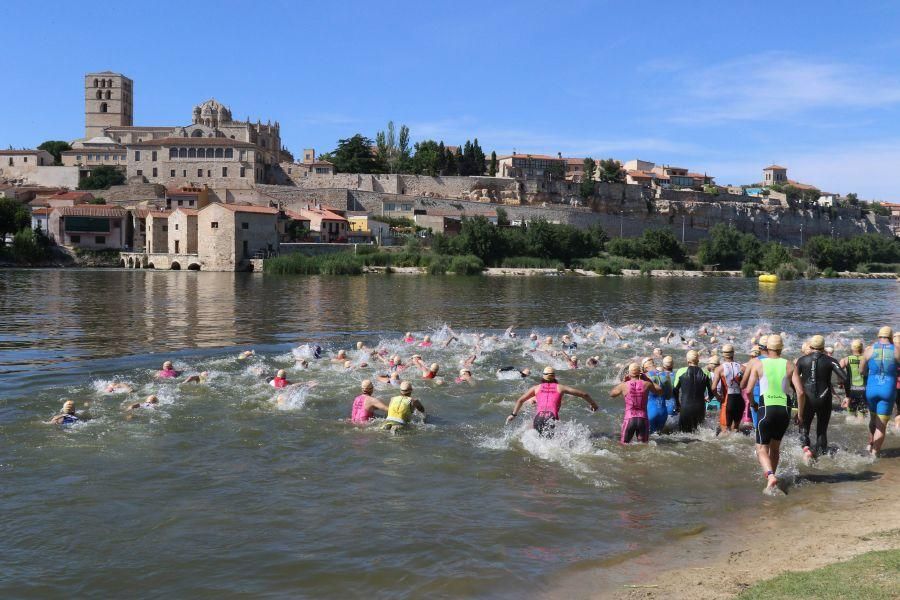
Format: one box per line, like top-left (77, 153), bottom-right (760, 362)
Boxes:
top-left (256, 186), bottom-right (350, 210)
top-left (105, 182), bottom-right (166, 205)
top-left (0, 166), bottom-right (79, 189)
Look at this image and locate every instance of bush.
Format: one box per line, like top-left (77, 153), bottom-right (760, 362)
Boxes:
top-left (741, 262), bottom-right (757, 277)
top-left (822, 267), bottom-right (838, 278)
top-left (775, 263), bottom-right (799, 280)
top-left (263, 252), bottom-right (364, 275)
top-left (449, 254), bottom-right (484, 275)
top-left (11, 228), bottom-right (52, 263)
top-left (862, 262), bottom-right (900, 274)
top-left (697, 224), bottom-right (762, 270)
top-left (427, 255), bottom-right (450, 274)
top-left (576, 255), bottom-right (635, 275)
top-left (607, 228), bottom-right (687, 264)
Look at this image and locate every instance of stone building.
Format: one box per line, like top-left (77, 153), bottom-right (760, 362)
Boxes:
top-left (61, 136), bottom-right (127, 178)
top-left (763, 165), bottom-right (788, 185)
top-left (294, 205), bottom-right (349, 242)
top-left (47, 204), bottom-right (128, 249)
top-left (197, 203), bottom-right (279, 271)
top-left (85, 72), bottom-right (133, 139)
top-left (496, 153), bottom-right (566, 179)
top-left (126, 137), bottom-right (262, 188)
top-left (169, 208), bottom-right (198, 255)
top-left (146, 210), bottom-right (171, 253)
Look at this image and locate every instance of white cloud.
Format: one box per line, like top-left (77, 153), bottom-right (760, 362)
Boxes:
top-left (666, 52), bottom-right (900, 123)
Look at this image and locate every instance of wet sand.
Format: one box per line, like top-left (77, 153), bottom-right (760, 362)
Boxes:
top-left (545, 437), bottom-right (900, 599)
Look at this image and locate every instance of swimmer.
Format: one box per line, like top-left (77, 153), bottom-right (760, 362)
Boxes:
top-left (714, 344), bottom-right (744, 433)
top-left (404, 332), bottom-right (415, 343)
top-left (861, 326), bottom-right (899, 456)
top-left (48, 400), bottom-right (85, 425)
top-left (561, 334), bottom-right (577, 351)
top-left (504, 326), bottom-right (517, 338)
top-left (331, 350), bottom-right (348, 364)
top-left (496, 366), bottom-right (531, 379)
top-left (642, 358), bottom-right (669, 434)
top-left (652, 347), bottom-right (663, 359)
top-left (127, 394), bottom-right (159, 411)
top-left (313, 345), bottom-right (323, 360)
top-left (351, 380), bottom-right (389, 424)
top-left (456, 368), bottom-right (474, 385)
top-left (270, 369), bottom-right (290, 389)
top-left (419, 335), bottom-right (433, 348)
top-left (661, 355), bottom-right (677, 416)
top-left (342, 360), bottom-right (355, 372)
top-left (528, 333), bottom-right (539, 349)
top-left (742, 334), bottom-right (801, 494)
top-left (542, 336), bottom-right (554, 352)
top-left (421, 363), bottom-right (439, 380)
top-left (296, 359), bottom-right (309, 369)
top-left (505, 366), bottom-right (597, 437)
top-left (105, 382), bottom-right (134, 394)
top-left (585, 356), bottom-right (600, 368)
top-left (610, 363), bottom-right (663, 444)
top-left (673, 350), bottom-right (715, 433)
top-left (795, 335), bottom-right (847, 460)
top-left (181, 371), bottom-right (209, 384)
top-left (238, 350), bottom-right (255, 360)
top-left (383, 381), bottom-right (426, 431)
top-left (562, 352), bottom-right (578, 369)
top-left (158, 361), bottom-right (181, 379)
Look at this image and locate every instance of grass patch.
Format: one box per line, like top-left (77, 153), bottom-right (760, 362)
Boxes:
top-left (737, 549), bottom-right (900, 600)
top-left (263, 252), bottom-right (363, 275)
top-left (500, 256), bottom-right (565, 269)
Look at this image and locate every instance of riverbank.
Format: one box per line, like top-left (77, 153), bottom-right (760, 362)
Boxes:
top-left (359, 266), bottom-right (898, 279)
top-left (545, 439), bottom-right (900, 600)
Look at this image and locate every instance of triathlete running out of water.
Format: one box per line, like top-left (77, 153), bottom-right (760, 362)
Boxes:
top-left (742, 334), bottom-right (802, 494)
top-left (383, 381), bottom-right (426, 431)
top-left (673, 350), bottom-right (715, 433)
top-left (127, 395), bottom-right (159, 411)
top-left (641, 358), bottom-right (669, 434)
top-left (894, 333), bottom-right (900, 432)
top-left (747, 336), bottom-right (769, 429)
top-left (506, 366), bottom-right (597, 437)
top-left (48, 400), bottom-right (85, 426)
top-left (861, 326), bottom-right (899, 457)
top-left (714, 344), bottom-right (744, 432)
top-left (610, 363), bottom-right (663, 444)
top-left (158, 361), bottom-right (181, 379)
top-left (839, 339), bottom-right (867, 417)
top-left (351, 380), bottom-right (389, 424)
top-left (795, 335), bottom-right (847, 460)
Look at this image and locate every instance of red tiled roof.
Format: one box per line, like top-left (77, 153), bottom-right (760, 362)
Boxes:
top-left (132, 208), bottom-right (151, 218)
top-left (497, 154), bottom-right (563, 161)
top-left (0, 149), bottom-right (43, 155)
top-left (565, 157), bottom-right (586, 165)
top-left (44, 191), bottom-right (95, 201)
top-left (54, 205), bottom-right (127, 217)
top-left (296, 206), bottom-right (348, 221)
top-left (284, 210), bottom-right (311, 221)
top-left (174, 208), bottom-right (199, 216)
top-left (686, 172), bottom-right (710, 179)
top-left (148, 210), bottom-right (172, 218)
top-left (32, 207), bottom-right (51, 215)
top-left (127, 137), bottom-right (257, 148)
top-left (764, 165), bottom-right (787, 170)
top-left (166, 186), bottom-right (203, 196)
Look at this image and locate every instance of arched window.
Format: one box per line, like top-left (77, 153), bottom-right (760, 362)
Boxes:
top-left (215, 148), bottom-right (224, 158)
top-left (107, 79), bottom-right (113, 88)
top-left (179, 148), bottom-right (187, 158)
top-left (169, 148), bottom-right (177, 159)
top-left (96, 90), bottom-right (102, 99)
top-left (224, 148), bottom-right (233, 158)
top-left (100, 79), bottom-right (106, 88)
top-left (188, 148), bottom-right (196, 158)
top-left (99, 102), bottom-right (108, 113)
top-left (105, 90), bottom-right (111, 100)
top-left (191, 130), bottom-right (203, 138)
top-left (93, 78), bottom-right (99, 87)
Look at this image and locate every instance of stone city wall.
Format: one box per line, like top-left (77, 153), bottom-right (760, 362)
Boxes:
top-left (0, 165), bottom-right (80, 189)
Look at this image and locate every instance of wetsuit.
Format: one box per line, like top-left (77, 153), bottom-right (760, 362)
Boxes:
top-left (384, 395), bottom-right (413, 431)
top-left (533, 383), bottom-right (562, 437)
top-left (621, 380), bottom-right (650, 444)
top-left (844, 355), bottom-right (867, 414)
top-left (721, 361), bottom-right (744, 429)
top-left (750, 356), bottom-right (767, 429)
top-left (796, 351), bottom-right (847, 455)
top-left (674, 365), bottom-right (713, 433)
top-left (645, 370), bottom-right (669, 433)
top-left (866, 342), bottom-right (897, 419)
top-left (660, 370), bottom-right (677, 416)
top-left (756, 358), bottom-right (790, 445)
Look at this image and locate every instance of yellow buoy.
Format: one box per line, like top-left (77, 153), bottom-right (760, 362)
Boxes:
top-left (758, 274), bottom-right (779, 283)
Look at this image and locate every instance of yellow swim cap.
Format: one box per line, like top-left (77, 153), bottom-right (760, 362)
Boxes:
top-left (767, 334), bottom-right (784, 351)
top-left (809, 335), bottom-right (825, 350)
top-left (686, 350), bottom-right (699, 364)
top-left (878, 326), bottom-right (893, 339)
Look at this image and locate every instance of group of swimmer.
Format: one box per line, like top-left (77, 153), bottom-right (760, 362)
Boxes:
top-left (47, 323), bottom-right (899, 494)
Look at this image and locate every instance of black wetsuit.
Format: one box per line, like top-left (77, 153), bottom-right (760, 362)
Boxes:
top-left (795, 352), bottom-right (847, 455)
top-left (674, 365), bottom-right (713, 433)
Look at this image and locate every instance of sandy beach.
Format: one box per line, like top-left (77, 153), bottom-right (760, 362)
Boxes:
top-left (545, 438), bottom-right (900, 600)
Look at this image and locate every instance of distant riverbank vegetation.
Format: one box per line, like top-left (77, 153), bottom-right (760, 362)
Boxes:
top-left (265, 216), bottom-right (900, 278)
top-left (0, 198), bottom-right (53, 264)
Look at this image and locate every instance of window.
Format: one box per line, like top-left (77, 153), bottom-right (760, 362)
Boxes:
top-left (188, 200), bottom-right (194, 207)
top-left (198, 169), bottom-right (203, 177)
top-left (151, 151), bottom-right (157, 161)
top-left (175, 224), bottom-right (179, 230)
top-left (7, 158), bottom-right (11, 166)
top-left (76, 154), bottom-right (82, 160)
top-left (169, 148), bottom-right (178, 159)
top-left (105, 90), bottom-right (111, 100)
top-left (401, 204), bottom-right (412, 211)
top-left (182, 170), bottom-right (187, 177)
top-left (95, 236), bottom-right (106, 245)
top-left (135, 151), bottom-right (141, 161)
top-left (96, 90), bottom-right (102, 99)
top-left (288, 168), bottom-right (292, 174)
top-left (210, 222), bottom-right (219, 229)
top-left (178, 200), bottom-right (183, 206)
top-left (207, 170), bottom-right (211, 177)
top-left (241, 222), bottom-right (249, 230)
top-left (23, 156), bottom-right (27, 163)
top-left (136, 170), bottom-right (143, 176)
top-left (215, 148), bottom-right (223, 158)
top-left (179, 148), bottom-right (187, 158)
top-left (384, 203), bottom-right (396, 211)
top-left (100, 102), bottom-right (108, 113)
top-left (152, 168), bottom-right (158, 177)
top-left (170, 169), bottom-right (175, 177)
top-left (222, 167), bottom-right (228, 177)
top-left (189, 148), bottom-right (197, 158)
top-left (93, 78), bottom-right (98, 87)
top-left (104, 154), bottom-right (110, 161)
top-left (240, 167), bottom-right (246, 177)
top-left (224, 148), bottom-right (233, 158)
top-left (239, 150), bottom-right (245, 161)
top-left (71, 235), bottom-right (81, 243)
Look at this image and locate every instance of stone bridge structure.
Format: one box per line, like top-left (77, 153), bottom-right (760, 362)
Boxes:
top-left (120, 252), bottom-right (201, 270)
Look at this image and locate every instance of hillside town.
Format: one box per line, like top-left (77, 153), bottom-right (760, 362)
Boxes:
top-left (1, 70), bottom-right (898, 272)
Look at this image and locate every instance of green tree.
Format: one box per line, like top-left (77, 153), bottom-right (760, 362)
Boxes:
top-left (456, 216), bottom-right (502, 263)
top-left (78, 165), bottom-right (126, 190)
top-left (496, 207), bottom-right (510, 227)
top-left (444, 144), bottom-right (457, 175)
top-left (454, 146), bottom-right (464, 175)
top-left (697, 224), bottom-right (762, 270)
top-left (375, 121), bottom-right (411, 173)
top-left (870, 202), bottom-right (890, 216)
top-left (324, 134), bottom-right (382, 173)
top-left (471, 139), bottom-right (486, 176)
top-left (845, 192), bottom-right (859, 206)
top-left (547, 161), bottom-right (565, 180)
top-left (597, 158), bottom-right (625, 183)
top-left (580, 158), bottom-right (596, 198)
top-left (87, 197), bottom-right (107, 205)
top-left (489, 151), bottom-right (498, 177)
top-left (38, 140), bottom-right (71, 165)
top-left (759, 242), bottom-right (793, 273)
top-left (410, 140), bottom-right (444, 176)
top-left (0, 198), bottom-right (30, 247)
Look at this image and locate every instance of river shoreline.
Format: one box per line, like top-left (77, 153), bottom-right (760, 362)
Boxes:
top-left (545, 436), bottom-right (900, 600)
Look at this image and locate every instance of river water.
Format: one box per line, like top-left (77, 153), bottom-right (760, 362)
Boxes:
top-left (1, 270), bottom-right (897, 598)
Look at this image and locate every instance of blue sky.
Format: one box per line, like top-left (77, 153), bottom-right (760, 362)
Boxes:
top-left (3, 0), bottom-right (900, 199)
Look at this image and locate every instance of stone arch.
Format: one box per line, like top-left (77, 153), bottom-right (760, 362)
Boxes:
top-left (99, 102), bottom-right (108, 113)
top-left (100, 79), bottom-right (106, 88)
top-left (106, 78), bottom-right (112, 88)
top-left (141, 257), bottom-right (149, 268)
top-left (169, 148), bottom-right (177, 159)
top-left (105, 90), bottom-right (111, 100)
top-left (187, 263), bottom-right (201, 271)
top-left (96, 90), bottom-right (103, 99)
top-left (246, 261), bottom-right (255, 272)
top-left (179, 148), bottom-right (187, 158)
top-left (191, 129), bottom-right (204, 138)
top-left (147, 262), bottom-right (155, 269)
top-left (93, 78), bottom-right (99, 87)
top-left (170, 262), bottom-right (181, 270)
top-left (215, 148), bottom-right (224, 158)
top-left (224, 148), bottom-right (233, 158)
top-left (188, 148), bottom-right (196, 158)
top-left (121, 258), bottom-right (128, 267)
